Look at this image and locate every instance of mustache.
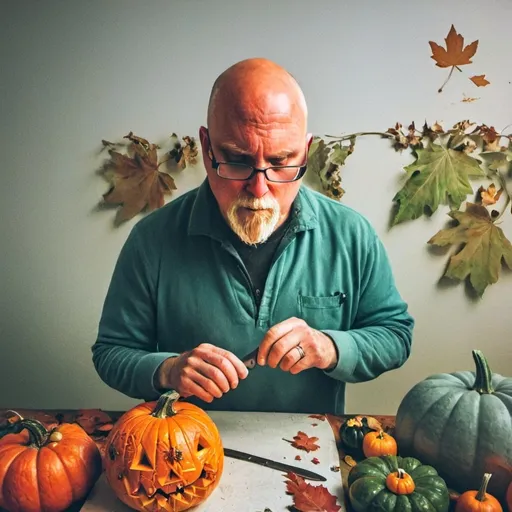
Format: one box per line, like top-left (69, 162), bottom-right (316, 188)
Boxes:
top-left (234, 196), bottom-right (278, 210)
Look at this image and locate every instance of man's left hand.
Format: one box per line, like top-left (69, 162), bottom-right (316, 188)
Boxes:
top-left (257, 317), bottom-right (338, 374)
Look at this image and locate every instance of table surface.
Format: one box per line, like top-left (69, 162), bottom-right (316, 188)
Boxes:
top-left (0, 408), bottom-right (454, 511)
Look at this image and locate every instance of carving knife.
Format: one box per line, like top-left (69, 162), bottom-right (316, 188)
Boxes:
top-left (224, 447), bottom-right (327, 482)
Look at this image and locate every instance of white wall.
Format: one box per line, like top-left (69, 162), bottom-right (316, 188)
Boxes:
top-left (1, 0), bottom-right (510, 414)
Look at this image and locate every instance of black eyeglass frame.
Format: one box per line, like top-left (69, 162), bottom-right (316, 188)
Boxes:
top-left (206, 134), bottom-right (308, 183)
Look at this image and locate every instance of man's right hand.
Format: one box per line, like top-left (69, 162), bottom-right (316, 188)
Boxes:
top-left (156, 343), bottom-right (249, 403)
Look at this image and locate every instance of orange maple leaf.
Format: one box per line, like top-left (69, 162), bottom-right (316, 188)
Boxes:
top-left (285, 472), bottom-right (341, 512)
top-left (308, 414), bottom-right (326, 421)
top-left (287, 431), bottom-right (320, 452)
top-left (478, 184), bottom-right (503, 206)
top-left (103, 142), bottom-right (176, 223)
top-left (429, 25), bottom-right (478, 68)
top-left (470, 74), bottom-right (490, 87)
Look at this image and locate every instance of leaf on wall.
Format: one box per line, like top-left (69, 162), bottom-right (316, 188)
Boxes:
top-left (392, 143), bottom-right (484, 225)
top-left (429, 25), bottom-right (490, 92)
top-left (428, 203), bottom-right (512, 296)
top-left (99, 132), bottom-right (201, 224)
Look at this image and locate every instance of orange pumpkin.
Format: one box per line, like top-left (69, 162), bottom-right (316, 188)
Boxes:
top-left (104, 390), bottom-right (224, 512)
top-left (0, 412), bottom-right (102, 512)
top-left (455, 473), bottom-right (503, 512)
top-left (362, 430), bottom-right (398, 457)
top-left (385, 468), bottom-right (416, 495)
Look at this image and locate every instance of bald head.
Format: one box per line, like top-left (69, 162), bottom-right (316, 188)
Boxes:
top-left (206, 58), bottom-right (308, 130)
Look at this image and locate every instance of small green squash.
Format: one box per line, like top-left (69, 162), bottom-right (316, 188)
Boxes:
top-left (339, 415), bottom-right (379, 457)
top-left (395, 350), bottom-right (512, 502)
top-left (348, 455), bottom-right (450, 512)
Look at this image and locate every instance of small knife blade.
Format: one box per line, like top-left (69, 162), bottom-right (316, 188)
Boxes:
top-left (241, 348), bottom-right (259, 370)
top-left (224, 447), bottom-right (327, 482)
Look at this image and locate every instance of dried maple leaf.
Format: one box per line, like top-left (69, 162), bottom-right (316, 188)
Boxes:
top-left (478, 184), bottom-right (503, 206)
top-left (392, 143), bottom-right (484, 225)
top-left (461, 95), bottom-right (479, 103)
top-left (470, 75), bottom-right (490, 87)
top-left (285, 431), bottom-right (320, 452)
top-left (428, 203), bottom-right (512, 296)
top-left (75, 409), bottom-right (113, 435)
top-left (429, 25), bottom-right (478, 68)
top-left (103, 140), bottom-right (176, 223)
top-left (284, 472), bottom-right (341, 512)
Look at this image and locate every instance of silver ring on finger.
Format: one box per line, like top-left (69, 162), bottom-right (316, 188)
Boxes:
top-left (295, 344), bottom-right (306, 360)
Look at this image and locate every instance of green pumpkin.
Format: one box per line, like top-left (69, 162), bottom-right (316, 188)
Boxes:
top-left (348, 455), bottom-right (449, 512)
top-left (395, 350), bottom-right (512, 502)
top-left (339, 416), bottom-right (376, 457)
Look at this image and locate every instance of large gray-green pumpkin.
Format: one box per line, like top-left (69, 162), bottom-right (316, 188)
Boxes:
top-left (395, 350), bottom-right (512, 502)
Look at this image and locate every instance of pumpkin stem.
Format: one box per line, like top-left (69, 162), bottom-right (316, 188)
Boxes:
top-left (0, 417), bottom-right (50, 447)
top-left (472, 350), bottom-right (494, 394)
top-left (475, 473), bottom-right (492, 501)
top-left (152, 390), bottom-right (181, 418)
top-left (397, 468), bottom-right (406, 479)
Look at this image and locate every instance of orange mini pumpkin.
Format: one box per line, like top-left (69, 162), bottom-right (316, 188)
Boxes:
top-left (386, 468), bottom-right (416, 495)
top-left (104, 390), bottom-right (224, 512)
top-left (362, 430), bottom-right (398, 458)
top-left (0, 412), bottom-right (102, 512)
top-left (455, 473), bottom-right (503, 512)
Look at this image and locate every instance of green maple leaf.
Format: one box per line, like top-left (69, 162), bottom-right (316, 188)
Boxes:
top-left (428, 203), bottom-right (512, 296)
top-left (392, 144), bottom-right (484, 225)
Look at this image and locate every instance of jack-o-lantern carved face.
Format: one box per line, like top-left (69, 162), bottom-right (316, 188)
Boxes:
top-left (104, 391), bottom-right (224, 512)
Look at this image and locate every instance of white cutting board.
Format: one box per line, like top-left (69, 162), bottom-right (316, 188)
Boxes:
top-left (81, 411), bottom-right (344, 511)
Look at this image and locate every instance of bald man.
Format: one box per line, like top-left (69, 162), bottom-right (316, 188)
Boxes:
top-left (92, 58), bottom-right (414, 414)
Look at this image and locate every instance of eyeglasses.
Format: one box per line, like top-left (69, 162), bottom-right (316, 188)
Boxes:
top-left (207, 136), bottom-right (308, 183)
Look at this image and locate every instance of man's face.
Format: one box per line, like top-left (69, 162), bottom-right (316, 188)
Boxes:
top-left (199, 96), bottom-right (310, 246)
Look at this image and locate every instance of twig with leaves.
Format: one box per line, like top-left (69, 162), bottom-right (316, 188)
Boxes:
top-left (308, 120), bottom-right (512, 297)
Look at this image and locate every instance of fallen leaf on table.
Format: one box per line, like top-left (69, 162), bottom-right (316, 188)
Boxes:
top-left (285, 472), bottom-right (341, 512)
top-left (284, 431), bottom-right (320, 452)
top-left (429, 25), bottom-right (478, 68)
top-left (311, 423), bottom-right (318, 427)
top-left (343, 455), bottom-right (357, 467)
top-left (311, 457), bottom-right (320, 465)
top-left (330, 465), bottom-right (340, 473)
top-left (428, 203), bottom-right (512, 296)
top-left (470, 75), bottom-right (490, 87)
top-left (75, 409), bottom-right (114, 435)
top-left (308, 414), bottom-right (325, 421)
top-left (295, 455), bottom-right (302, 461)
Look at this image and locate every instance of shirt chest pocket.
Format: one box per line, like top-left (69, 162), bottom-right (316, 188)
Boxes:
top-left (298, 292), bottom-right (346, 330)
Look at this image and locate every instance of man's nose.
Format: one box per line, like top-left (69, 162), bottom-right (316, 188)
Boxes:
top-left (245, 171), bottom-right (269, 198)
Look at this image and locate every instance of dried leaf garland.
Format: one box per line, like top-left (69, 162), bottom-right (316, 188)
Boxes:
top-left (309, 121), bottom-right (512, 296)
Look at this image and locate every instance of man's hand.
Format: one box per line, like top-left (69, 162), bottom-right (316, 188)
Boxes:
top-left (257, 317), bottom-right (338, 373)
top-left (156, 343), bottom-right (249, 403)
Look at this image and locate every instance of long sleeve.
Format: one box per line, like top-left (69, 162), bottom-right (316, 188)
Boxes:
top-left (91, 226), bottom-right (179, 400)
top-left (323, 235), bottom-right (414, 383)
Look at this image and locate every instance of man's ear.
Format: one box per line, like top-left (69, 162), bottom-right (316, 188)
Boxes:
top-left (199, 126), bottom-right (210, 154)
top-left (306, 132), bottom-right (314, 151)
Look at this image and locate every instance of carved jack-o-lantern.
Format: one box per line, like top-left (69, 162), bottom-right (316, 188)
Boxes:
top-left (104, 390), bottom-right (224, 511)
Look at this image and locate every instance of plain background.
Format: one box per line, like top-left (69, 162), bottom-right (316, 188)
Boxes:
top-left (1, 0), bottom-right (511, 415)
